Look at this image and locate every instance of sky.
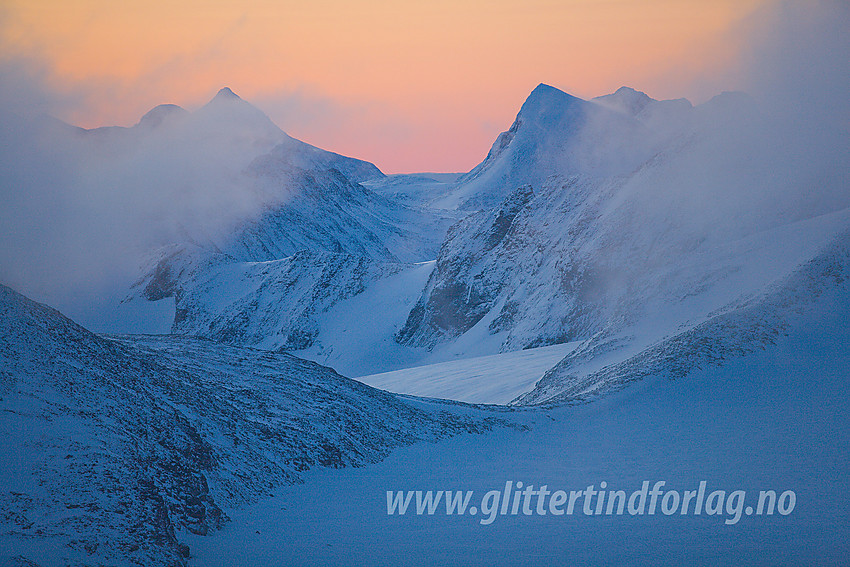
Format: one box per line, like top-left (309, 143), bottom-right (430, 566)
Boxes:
top-left (1, 0), bottom-right (765, 173)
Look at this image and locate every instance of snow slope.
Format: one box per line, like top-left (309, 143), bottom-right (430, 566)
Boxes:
top-left (517, 226), bottom-right (850, 404)
top-left (356, 341), bottom-right (580, 404)
top-left (186, 247), bottom-right (850, 566)
top-left (0, 284), bottom-right (506, 567)
top-left (221, 162), bottom-right (453, 264)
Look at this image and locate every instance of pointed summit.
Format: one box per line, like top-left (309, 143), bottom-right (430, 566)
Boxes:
top-left (510, 83), bottom-right (587, 139)
top-left (192, 85), bottom-right (286, 145)
top-left (445, 84), bottom-right (591, 209)
top-left (199, 86), bottom-right (257, 115)
top-left (528, 83), bottom-right (564, 98)
top-left (200, 87), bottom-right (248, 110)
top-left (520, 84), bottom-right (583, 116)
top-left (213, 86), bottom-right (241, 101)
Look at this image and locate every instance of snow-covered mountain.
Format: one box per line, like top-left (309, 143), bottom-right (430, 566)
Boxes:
top-left (429, 84), bottom-right (658, 210)
top-left (396, 160), bottom-right (850, 353)
top-left (110, 90), bottom-right (460, 345)
top-left (95, 87), bottom-right (453, 264)
top-left (390, 83), bottom-right (850, 399)
top-left (145, 83), bottom-right (850, 396)
top-left (0, 86), bottom-right (463, 333)
top-left (9, 82), bottom-right (844, 403)
top-left (0, 283), bottom-right (506, 566)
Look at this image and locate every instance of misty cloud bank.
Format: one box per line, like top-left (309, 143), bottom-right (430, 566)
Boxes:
top-left (0, 0), bottom-right (848, 331)
top-left (0, 76), bottom-right (290, 328)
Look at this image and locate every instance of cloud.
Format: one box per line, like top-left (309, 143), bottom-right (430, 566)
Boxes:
top-left (559, 0), bottom-right (850, 299)
top-left (0, 55), bottom-right (287, 330)
top-left (736, 0), bottom-right (850, 126)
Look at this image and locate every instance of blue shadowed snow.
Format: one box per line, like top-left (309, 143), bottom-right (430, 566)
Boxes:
top-left (187, 278), bottom-right (850, 566)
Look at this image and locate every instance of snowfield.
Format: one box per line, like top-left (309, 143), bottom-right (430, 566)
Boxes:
top-left (186, 272), bottom-right (850, 566)
top-left (356, 341), bottom-right (580, 404)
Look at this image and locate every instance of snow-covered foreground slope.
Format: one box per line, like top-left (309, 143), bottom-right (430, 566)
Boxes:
top-left (187, 267), bottom-right (850, 566)
top-left (356, 342), bottom-right (580, 404)
top-left (0, 284), bottom-right (509, 567)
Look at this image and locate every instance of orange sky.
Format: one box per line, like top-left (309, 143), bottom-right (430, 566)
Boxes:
top-left (1, 0), bottom-right (764, 172)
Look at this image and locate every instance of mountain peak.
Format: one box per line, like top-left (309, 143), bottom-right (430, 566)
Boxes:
top-left (530, 83), bottom-right (562, 96)
top-left (593, 86), bottom-right (654, 116)
top-left (614, 86), bottom-right (643, 96)
top-left (524, 83), bottom-right (580, 106)
top-left (198, 87), bottom-right (252, 113)
top-left (518, 83), bottom-right (584, 122)
top-left (213, 86), bottom-right (241, 101)
top-left (191, 86), bottom-right (286, 142)
top-left (137, 103), bottom-right (188, 129)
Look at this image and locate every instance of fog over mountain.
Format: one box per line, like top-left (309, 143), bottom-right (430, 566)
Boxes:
top-left (1, 2), bottom-right (849, 565)
top-left (1, 1), bottom-right (847, 339)
top-left (0, 83), bottom-right (458, 332)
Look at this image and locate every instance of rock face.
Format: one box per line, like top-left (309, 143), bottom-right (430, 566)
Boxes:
top-left (396, 185), bottom-right (537, 346)
top-left (0, 284), bottom-right (503, 566)
top-left (396, 174), bottom-right (628, 353)
top-left (162, 249), bottom-right (406, 351)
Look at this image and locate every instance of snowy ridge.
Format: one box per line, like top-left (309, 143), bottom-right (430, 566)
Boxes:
top-left (225, 160), bottom-right (453, 264)
top-left (363, 172), bottom-right (464, 207)
top-left (515, 229), bottom-right (850, 404)
top-left (0, 284), bottom-right (508, 566)
top-left (432, 83), bottom-right (654, 210)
